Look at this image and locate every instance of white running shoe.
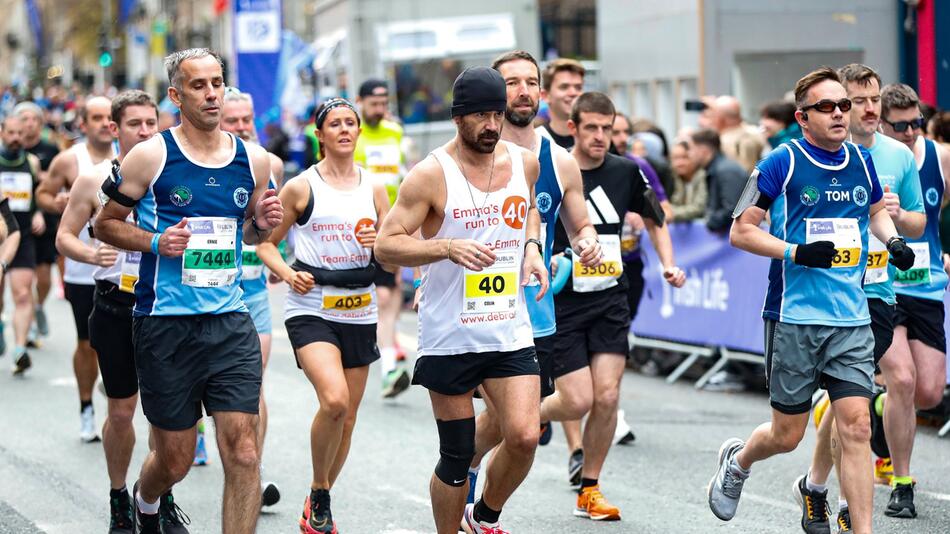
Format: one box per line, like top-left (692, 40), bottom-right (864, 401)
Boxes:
top-left (80, 405), bottom-right (101, 443)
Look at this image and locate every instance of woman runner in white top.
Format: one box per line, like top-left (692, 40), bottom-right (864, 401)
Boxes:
top-left (256, 98), bottom-right (392, 534)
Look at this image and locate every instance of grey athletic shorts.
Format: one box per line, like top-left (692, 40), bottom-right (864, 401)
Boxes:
top-left (764, 320), bottom-right (874, 415)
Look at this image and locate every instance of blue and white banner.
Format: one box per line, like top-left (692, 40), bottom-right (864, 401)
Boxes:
top-left (233, 0), bottom-right (282, 139)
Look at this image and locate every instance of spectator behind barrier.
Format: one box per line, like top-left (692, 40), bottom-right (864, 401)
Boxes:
top-left (759, 100), bottom-right (801, 149)
top-left (668, 140), bottom-right (707, 222)
top-left (690, 128), bottom-right (748, 233)
top-left (714, 95), bottom-right (766, 173)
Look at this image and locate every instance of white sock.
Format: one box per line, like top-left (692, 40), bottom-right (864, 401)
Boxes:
top-left (839, 498), bottom-right (848, 511)
top-left (728, 457), bottom-right (750, 477)
top-left (380, 347), bottom-right (397, 376)
top-left (136, 492), bottom-right (159, 514)
top-left (805, 472), bottom-right (826, 493)
top-left (468, 465), bottom-right (480, 476)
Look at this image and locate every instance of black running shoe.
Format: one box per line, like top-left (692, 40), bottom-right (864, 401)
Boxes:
top-left (885, 482), bottom-right (917, 518)
top-left (300, 489), bottom-right (336, 533)
top-left (261, 481), bottom-right (281, 508)
top-left (836, 507), bottom-right (852, 532)
top-left (159, 490), bottom-right (190, 533)
top-left (538, 422), bottom-right (552, 446)
top-left (108, 489), bottom-right (134, 534)
top-left (12, 351), bottom-right (30, 375)
top-left (568, 448), bottom-right (584, 488)
top-left (869, 392), bottom-right (890, 459)
top-left (132, 481), bottom-right (161, 534)
top-left (793, 474), bottom-right (830, 534)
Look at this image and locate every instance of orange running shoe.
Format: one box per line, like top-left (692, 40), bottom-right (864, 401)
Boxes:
top-left (574, 485), bottom-right (622, 521)
top-left (874, 457), bottom-right (894, 486)
top-left (300, 491), bottom-right (337, 534)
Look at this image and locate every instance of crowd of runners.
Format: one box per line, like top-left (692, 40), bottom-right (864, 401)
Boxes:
top-left (0, 46), bottom-right (946, 534)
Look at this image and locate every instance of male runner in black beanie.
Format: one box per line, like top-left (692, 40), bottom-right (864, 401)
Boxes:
top-left (376, 66), bottom-right (548, 534)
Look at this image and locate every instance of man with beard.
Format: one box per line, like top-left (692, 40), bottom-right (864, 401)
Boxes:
top-left (37, 95), bottom-right (116, 442)
top-left (353, 79), bottom-right (413, 398)
top-left (13, 102), bottom-right (59, 345)
top-left (463, 50), bottom-right (602, 508)
top-left (376, 66), bottom-right (548, 534)
top-left (0, 115), bottom-right (43, 375)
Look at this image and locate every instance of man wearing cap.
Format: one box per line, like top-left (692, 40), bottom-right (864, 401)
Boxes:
top-left (376, 66), bottom-right (547, 534)
top-left (354, 79), bottom-right (413, 399)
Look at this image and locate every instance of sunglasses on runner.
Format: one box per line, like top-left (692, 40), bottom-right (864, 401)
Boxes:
top-left (800, 98), bottom-right (852, 114)
top-left (882, 116), bottom-right (925, 133)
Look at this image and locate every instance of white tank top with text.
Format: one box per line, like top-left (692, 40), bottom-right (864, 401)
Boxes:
top-left (418, 141), bottom-right (534, 356)
top-left (285, 167), bottom-right (378, 324)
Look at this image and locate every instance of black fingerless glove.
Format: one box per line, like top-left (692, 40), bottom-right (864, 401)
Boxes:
top-left (794, 241), bottom-right (836, 268)
top-left (886, 236), bottom-right (915, 271)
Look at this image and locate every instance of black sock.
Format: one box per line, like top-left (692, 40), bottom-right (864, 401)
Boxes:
top-left (581, 478), bottom-right (598, 489)
top-left (473, 499), bottom-right (501, 524)
top-left (110, 486), bottom-right (128, 498)
top-left (81, 399), bottom-right (93, 413)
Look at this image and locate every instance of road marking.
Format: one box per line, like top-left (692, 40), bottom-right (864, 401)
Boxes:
top-left (919, 490), bottom-right (950, 502)
top-left (48, 376), bottom-right (77, 387)
top-left (743, 491), bottom-right (799, 512)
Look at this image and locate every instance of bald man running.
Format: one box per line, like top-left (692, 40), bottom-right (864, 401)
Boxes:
top-left (38, 95), bottom-right (116, 442)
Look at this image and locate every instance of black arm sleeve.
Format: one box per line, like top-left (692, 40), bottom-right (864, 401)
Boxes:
top-left (0, 199), bottom-right (19, 234)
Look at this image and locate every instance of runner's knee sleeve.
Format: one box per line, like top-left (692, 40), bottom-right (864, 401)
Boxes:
top-left (434, 417), bottom-right (476, 487)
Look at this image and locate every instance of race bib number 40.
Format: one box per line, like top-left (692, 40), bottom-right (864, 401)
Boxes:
top-left (463, 250), bottom-right (518, 314)
top-left (182, 217), bottom-right (238, 288)
top-left (573, 234), bottom-right (623, 292)
top-left (805, 218), bottom-right (861, 269)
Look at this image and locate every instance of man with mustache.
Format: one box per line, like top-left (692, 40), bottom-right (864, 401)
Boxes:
top-left (547, 91), bottom-right (684, 521)
top-left (0, 114), bottom-right (43, 376)
top-left (874, 82), bottom-right (950, 521)
top-left (376, 66), bottom-right (548, 534)
top-left (37, 95), bottom-right (116, 442)
top-left (709, 67), bottom-right (915, 534)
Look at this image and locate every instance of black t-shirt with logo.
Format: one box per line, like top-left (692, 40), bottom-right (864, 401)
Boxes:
top-left (553, 152), bottom-right (650, 292)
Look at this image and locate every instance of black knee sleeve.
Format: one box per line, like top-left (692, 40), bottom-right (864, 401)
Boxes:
top-left (434, 417), bottom-right (476, 487)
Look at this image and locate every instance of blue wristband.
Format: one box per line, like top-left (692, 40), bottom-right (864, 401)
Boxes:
top-left (151, 233), bottom-right (161, 255)
top-left (413, 278), bottom-right (422, 290)
top-left (784, 244), bottom-right (793, 262)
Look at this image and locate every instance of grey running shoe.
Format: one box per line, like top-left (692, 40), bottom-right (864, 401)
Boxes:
top-left (35, 307), bottom-right (48, 337)
top-left (793, 474), bottom-right (830, 534)
top-left (707, 437), bottom-right (748, 521)
top-left (568, 448), bottom-right (584, 488)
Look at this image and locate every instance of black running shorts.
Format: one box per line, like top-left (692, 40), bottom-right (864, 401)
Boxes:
top-left (34, 216), bottom-right (59, 264)
top-left (551, 286), bottom-right (631, 379)
top-left (894, 294), bottom-right (947, 353)
top-left (868, 297), bottom-right (896, 365)
top-left (535, 335), bottom-right (556, 398)
top-left (89, 281), bottom-right (136, 399)
top-left (132, 312), bottom-right (262, 431)
top-left (9, 233), bottom-right (35, 270)
top-left (285, 314), bottom-right (380, 369)
top-left (412, 347), bottom-right (539, 396)
top-left (64, 282), bottom-right (95, 340)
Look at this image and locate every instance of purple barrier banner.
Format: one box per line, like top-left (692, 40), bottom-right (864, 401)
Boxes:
top-left (631, 221), bottom-right (770, 354)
